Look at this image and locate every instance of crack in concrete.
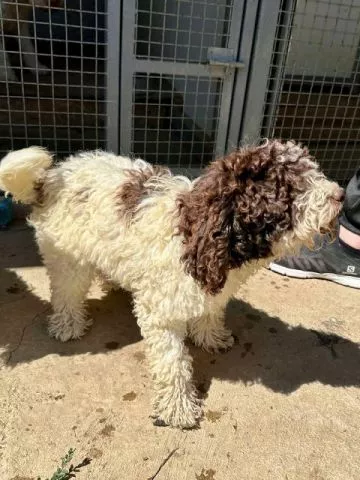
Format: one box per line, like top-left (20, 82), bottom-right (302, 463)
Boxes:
top-left (5, 306), bottom-right (51, 365)
top-left (147, 448), bottom-right (179, 480)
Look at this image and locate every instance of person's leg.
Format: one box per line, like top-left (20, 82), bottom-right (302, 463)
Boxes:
top-left (269, 169), bottom-right (360, 289)
top-left (339, 168), bottom-right (360, 237)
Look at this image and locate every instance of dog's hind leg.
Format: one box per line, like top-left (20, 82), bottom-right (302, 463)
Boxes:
top-left (189, 309), bottom-right (234, 353)
top-left (44, 252), bottom-right (95, 342)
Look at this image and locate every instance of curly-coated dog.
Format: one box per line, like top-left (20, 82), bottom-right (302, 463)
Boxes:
top-left (0, 140), bottom-right (343, 428)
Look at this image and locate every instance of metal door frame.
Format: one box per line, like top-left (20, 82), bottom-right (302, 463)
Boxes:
top-left (226, 0), bottom-right (262, 151)
top-left (106, 0), bottom-right (122, 153)
top-left (118, 0), bottom-right (258, 161)
top-left (239, 0), bottom-right (295, 143)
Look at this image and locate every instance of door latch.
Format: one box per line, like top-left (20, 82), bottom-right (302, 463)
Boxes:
top-left (207, 47), bottom-right (245, 69)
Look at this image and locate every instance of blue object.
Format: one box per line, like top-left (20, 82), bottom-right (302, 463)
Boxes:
top-left (0, 192), bottom-right (13, 229)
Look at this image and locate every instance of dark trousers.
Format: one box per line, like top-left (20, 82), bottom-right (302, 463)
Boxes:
top-left (340, 169), bottom-right (360, 235)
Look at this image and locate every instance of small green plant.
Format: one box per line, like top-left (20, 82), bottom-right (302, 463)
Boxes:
top-left (37, 448), bottom-right (91, 480)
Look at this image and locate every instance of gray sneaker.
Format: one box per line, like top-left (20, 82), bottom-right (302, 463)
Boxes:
top-left (269, 239), bottom-right (360, 289)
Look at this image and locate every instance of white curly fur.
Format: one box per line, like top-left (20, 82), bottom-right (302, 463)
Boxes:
top-left (0, 144), bottom-right (342, 428)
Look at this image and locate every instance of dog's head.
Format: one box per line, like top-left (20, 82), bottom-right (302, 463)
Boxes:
top-left (178, 140), bottom-right (343, 295)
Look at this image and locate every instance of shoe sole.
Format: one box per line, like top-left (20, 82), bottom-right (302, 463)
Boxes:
top-left (269, 262), bottom-right (360, 289)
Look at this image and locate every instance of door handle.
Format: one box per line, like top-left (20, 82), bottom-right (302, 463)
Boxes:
top-left (207, 47), bottom-right (245, 69)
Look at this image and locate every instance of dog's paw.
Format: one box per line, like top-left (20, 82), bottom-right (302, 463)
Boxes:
top-left (47, 313), bottom-right (93, 342)
top-left (152, 410), bottom-right (202, 429)
top-left (217, 333), bottom-right (236, 354)
top-left (152, 392), bottom-right (203, 429)
top-left (151, 417), bottom-right (169, 427)
top-left (152, 415), bottom-right (200, 429)
top-left (197, 329), bottom-right (236, 354)
top-left (218, 334), bottom-right (239, 353)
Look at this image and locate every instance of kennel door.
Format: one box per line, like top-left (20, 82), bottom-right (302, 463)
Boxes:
top-left (120, 0), bottom-right (256, 170)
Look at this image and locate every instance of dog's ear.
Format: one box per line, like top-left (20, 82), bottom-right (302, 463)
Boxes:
top-left (178, 153), bottom-right (249, 295)
top-left (178, 144), bottom-right (295, 295)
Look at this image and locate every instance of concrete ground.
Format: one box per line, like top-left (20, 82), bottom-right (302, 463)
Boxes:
top-left (1, 222), bottom-right (360, 480)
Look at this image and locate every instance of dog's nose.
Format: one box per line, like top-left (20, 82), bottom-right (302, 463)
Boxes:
top-left (333, 188), bottom-right (345, 202)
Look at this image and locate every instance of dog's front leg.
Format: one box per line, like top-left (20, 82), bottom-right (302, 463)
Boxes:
top-left (189, 309), bottom-right (235, 353)
top-left (139, 315), bottom-right (202, 429)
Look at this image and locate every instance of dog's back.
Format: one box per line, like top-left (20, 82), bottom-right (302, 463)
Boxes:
top-left (0, 147), bottom-right (192, 293)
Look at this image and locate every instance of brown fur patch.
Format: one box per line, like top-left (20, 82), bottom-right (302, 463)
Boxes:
top-left (177, 140), bottom-right (313, 295)
top-left (116, 164), bottom-right (170, 220)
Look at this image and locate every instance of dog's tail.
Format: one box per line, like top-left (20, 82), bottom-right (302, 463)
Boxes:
top-left (0, 147), bottom-right (53, 203)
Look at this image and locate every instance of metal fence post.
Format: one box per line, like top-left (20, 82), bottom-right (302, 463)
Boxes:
top-left (239, 0), bottom-right (293, 143)
top-left (106, 0), bottom-right (122, 153)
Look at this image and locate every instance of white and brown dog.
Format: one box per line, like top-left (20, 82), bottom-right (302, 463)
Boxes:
top-left (0, 141), bottom-right (343, 428)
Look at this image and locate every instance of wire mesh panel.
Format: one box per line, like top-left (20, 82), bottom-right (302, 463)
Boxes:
top-left (121, 0), bottom-right (248, 170)
top-left (261, 0), bottom-right (360, 185)
top-left (133, 73), bottom-right (223, 166)
top-left (0, 0), bottom-right (107, 158)
top-left (135, 0), bottom-right (233, 64)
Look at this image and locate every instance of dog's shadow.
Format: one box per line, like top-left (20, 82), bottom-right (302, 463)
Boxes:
top-left (193, 299), bottom-right (360, 395)
top-left (1, 267), bottom-right (142, 365)
top-left (1, 226), bottom-right (360, 394)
